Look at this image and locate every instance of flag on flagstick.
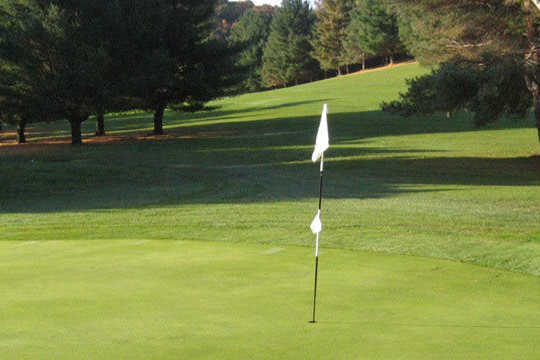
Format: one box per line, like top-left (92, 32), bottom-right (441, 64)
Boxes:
top-left (310, 210), bottom-right (322, 234)
top-left (309, 104), bottom-right (329, 324)
top-left (311, 104), bottom-right (329, 163)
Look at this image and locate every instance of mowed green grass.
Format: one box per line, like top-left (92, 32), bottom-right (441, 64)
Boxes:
top-left (1, 240), bottom-right (540, 359)
top-left (1, 62), bottom-right (540, 358)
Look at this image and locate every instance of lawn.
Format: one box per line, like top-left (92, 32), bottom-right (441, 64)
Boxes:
top-left (1, 62), bottom-right (540, 358)
top-left (1, 240), bottom-right (540, 359)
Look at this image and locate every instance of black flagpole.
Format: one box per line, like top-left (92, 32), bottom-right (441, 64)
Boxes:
top-left (311, 154), bottom-right (324, 323)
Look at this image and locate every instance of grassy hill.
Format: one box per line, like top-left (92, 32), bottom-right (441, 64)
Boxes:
top-left (1, 62), bottom-right (540, 358)
top-left (1, 62), bottom-right (538, 274)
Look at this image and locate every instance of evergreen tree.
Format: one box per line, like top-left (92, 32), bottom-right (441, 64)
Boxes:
top-left (350, 0), bottom-right (403, 64)
top-left (261, 0), bottom-right (319, 88)
top-left (386, 0), bottom-right (540, 149)
top-left (382, 56), bottom-right (530, 125)
top-left (230, 8), bottom-right (275, 91)
top-left (126, 0), bottom-right (241, 135)
top-left (342, 6), bottom-right (367, 70)
top-left (0, 0), bottom-right (116, 145)
top-left (215, 0), bottom-right (255, 42)
top-left (311, 0), bottom-right (354, 75)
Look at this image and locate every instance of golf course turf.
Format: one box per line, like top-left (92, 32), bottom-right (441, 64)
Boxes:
top-left (1, 62), bottom-right (539, 358)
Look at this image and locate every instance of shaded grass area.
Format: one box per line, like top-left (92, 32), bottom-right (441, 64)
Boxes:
top-left (1, 240), bottom-right (539, 359)
top-left (1, 63), bottom-right (539, 278)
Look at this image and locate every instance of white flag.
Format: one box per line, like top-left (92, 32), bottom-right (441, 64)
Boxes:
top-left (311, 104), bottom-right (329, 162)
top-left (310, 210), bottom-right (322, 234)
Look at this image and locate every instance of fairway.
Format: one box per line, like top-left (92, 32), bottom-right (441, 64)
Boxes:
top-left (1, 240), bottom-right (540, 359)
top-left (1, 63), bottom-right (540, 358)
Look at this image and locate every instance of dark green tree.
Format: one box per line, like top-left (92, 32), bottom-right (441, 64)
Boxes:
top-left (261, 0), bottom-right (319, 88)
top-left (311, 0), bottom-right (354, 75)
top-left (342, 6), bottom-right (367, 70)
top-left (0, 87), bottom-right (54, 144)
top-left (385, 0), bottom-right (540, 148)
top-left (127, 0), bottom-right (241, 135)
top-left (0, 0), bottom-right (116, 145)
top-left (382, 56), bottom-right (530, 124)
top-left (214, 0), bottom-right (255, 42)
top-left (350, 0), bottom-right (403, 65)
top-left (230, 7), bottom-right (275, 91)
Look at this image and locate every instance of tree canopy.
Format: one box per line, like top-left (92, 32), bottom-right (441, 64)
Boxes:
top-left (311, 0), bottom-right (354, 75)
top-left (230, 7), bottom-right (275, 92)
top-left (0, 0), bottom-right (240, 144)
top-left (348, 0), bottom-right (403, 64)
top-left (385, 0), bottom-right (540, 147)
top-left (261, 0), bottom-right (319, 88)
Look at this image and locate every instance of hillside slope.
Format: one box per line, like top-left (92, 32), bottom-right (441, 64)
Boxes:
top-left (1, 62), bottom-right (539, 275)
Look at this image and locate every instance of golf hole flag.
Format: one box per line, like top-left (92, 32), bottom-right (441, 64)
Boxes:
top-left (310, 210), bottom-right (322, 234)
top-left (311, 104), bottom-right (329, 163)
top-left (309, 104), bottom-right (329, 323)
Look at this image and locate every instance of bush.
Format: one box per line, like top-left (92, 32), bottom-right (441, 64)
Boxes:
top-left (381, 55), bottom-right (531, 125)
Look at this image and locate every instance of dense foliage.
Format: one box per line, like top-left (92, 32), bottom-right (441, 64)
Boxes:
top-left (311, 0), bottom-right (354, 75)
top-left (348, 0), bottom-right (402, 65)
top-left (261, 0), bottom-right (319, 88)
top-left (230, 8), bottom-right (275, 92)
top-left (384, 0), bottom-right (540, 147)
top-left (382, 56), bottom-right (531, 125)
top-left (0, 0), bottom-right (240, 144)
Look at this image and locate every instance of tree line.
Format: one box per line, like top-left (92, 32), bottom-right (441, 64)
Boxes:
top-left (0, 0), bottom-right (408, 145)
top-left (226, 0), bottom-right (540, 149)
top-left (228, 0), bottom-right (406, 92)
top-left (0, 0), bottom-right (240, 145)
top-left (381, 0), bottom-right (540, 149)
top-left (6, 0), bottom-right (537, 149)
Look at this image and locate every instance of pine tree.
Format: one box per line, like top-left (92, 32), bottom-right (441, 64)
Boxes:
top-left (0, 0), bottom-right (117, 145)
top-left (342, 6), bottom-right (367, 71)
top-left (350, 0), bottom-right (402, 65)
top-left (311, 0), bottom-right (354, 75)
top-left (125, 0), bottom-right (242, 135)
top-left (261, 0), bottom-right (319, 88)
top-left (386, 0), bottom-right (540, 149)
top-left (230, 8), bottom-right (275, 91)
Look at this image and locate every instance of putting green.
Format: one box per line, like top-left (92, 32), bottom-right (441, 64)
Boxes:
top-left (1, 240), bottom-right (539, 359)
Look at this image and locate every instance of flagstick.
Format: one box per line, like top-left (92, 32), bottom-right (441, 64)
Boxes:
top-left (311, 154), bottom-right (324, 323)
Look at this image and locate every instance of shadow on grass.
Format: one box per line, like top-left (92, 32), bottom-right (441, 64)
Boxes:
top-left (0, 109), bottom-right (538, 213)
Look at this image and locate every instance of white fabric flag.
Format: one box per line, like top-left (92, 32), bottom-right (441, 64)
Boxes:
top-left (311, 104), bottom-right (329, 162)
top-left (310, 210), bottom-right (322, 234)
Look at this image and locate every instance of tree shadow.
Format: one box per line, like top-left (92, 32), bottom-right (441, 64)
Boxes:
top-left (0, 109), bottom-right (538, 214)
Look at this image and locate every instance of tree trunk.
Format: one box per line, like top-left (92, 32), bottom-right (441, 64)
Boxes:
top-left (362, 53), bottom-right (366, 71)
top-left (153, 105), bottom-right (165, 135)
top-left (337, 67), bottom-right (342, 76)
top-left (69, 118), bottom-right (83, 145)
top-left (525, 13), bottom-right (540, 148)
top-left (389, 55), bottom-right (394, 65)
top-left (17, 120), bottom-right (26, 144)
top-left (95, 111), bottom-right (105, 136)
top-left (533, 90), bottom-right (540, 145)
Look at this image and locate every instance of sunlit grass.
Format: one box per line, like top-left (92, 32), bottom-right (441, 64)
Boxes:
top-left (1, 63), bottom-right (540, 358)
